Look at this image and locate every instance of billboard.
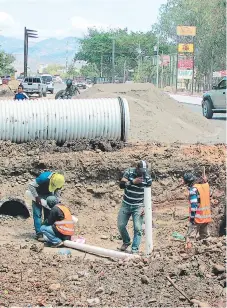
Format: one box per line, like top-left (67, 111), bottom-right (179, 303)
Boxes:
top-left (178, 58), bottom-right (193, 69)
top-left (178, 70), bottom-right (193, 80)
top-left (177, 26), bottom-right (196, 36)
top-left (178, 44), bottom-right (194, 53)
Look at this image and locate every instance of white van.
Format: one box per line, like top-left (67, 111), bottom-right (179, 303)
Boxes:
top-left (41, 74), bottom-right (54, 94)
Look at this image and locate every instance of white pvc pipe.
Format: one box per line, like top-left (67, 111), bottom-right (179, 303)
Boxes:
top-left (0, 98), bottom-right (130, 142)
top-left (144, 187), bottom-right (153, 255)
top-left (64, 240), bottom-right (139, 259)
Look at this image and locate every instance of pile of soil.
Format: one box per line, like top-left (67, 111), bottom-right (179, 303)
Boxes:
top-left (80, 83), bottom-right (220, 143)
top-left (0, 84), bottom-right (14, 98)
top-left (0, 142), bottom-right (225, 307)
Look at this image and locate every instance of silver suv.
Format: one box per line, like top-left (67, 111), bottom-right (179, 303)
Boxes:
top-left (202, 77), bottom-right (226, 119)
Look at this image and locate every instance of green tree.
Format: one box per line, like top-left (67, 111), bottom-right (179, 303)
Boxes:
top-left (75, 28), bottom-right (171, 80)
top-left (43, 64), bottom-right (65, 76)
top-left (153, 0), bottom-right (226, 79)
top-left (0, 51), bottom-right (15, 76)
top-left (80, 63), bottom-right (99, 77)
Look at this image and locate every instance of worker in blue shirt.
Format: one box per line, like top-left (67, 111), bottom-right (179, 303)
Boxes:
top-left (28, 171), bottom-right (65, 240)
top-left (14, 85), bottom-right (29, 100)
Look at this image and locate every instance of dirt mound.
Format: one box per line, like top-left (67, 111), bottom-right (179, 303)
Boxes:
top-left (0, 84), bottom-right (14, 98)
top-left (80, 83), bottom-right (220, 143)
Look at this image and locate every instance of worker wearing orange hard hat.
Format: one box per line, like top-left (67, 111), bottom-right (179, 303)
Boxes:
top-left (28, 171), bottom-right (65, 240)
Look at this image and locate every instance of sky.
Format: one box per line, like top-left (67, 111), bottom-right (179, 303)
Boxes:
top-left (0, 0), bottom-right (167, 41)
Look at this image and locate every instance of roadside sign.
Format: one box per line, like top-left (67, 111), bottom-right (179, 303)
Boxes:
top-left (178, 44), bottom-right (194, 53)
top-left (161, 55), bottom-right (170, 66)
top-left (177, 26), bottom-right (196, 36)
top-left (178, 58), bottom-right (193, 69)
top-left (178, 70), bottom-right (193, 80)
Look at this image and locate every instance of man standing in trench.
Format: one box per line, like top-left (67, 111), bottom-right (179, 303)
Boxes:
top-left (28, 171), bottom-right (65, 240)
top-left (118, 160), bottom-right (152, 254)
top-left (183, 172), bottom-right (212, 241)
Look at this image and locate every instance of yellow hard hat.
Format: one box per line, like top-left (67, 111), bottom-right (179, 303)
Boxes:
top-left (49, 173), bottom-right (65, 192)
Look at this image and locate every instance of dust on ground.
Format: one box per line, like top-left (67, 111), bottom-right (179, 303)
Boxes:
top-left (80, 83), bottom-right (225, 144)
top-left (0, 142), bottom-right (226, 307)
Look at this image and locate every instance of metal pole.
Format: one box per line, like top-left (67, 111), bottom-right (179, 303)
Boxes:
top-left (176, 37), bottom-right (179, 92)
top-left (123, 60), bottom-right (126, 83)
top-left (161, 51), bottom-right (164, 88)
top-left (192, 36), bottom-right (195, 94)
top-left (100, 54), bottom-right (103, 78)
top-left (112, 38), bottom-right (115, 83)
top-left (24, 27), bottom-right (27, 77)
top-left (156, 35), bottom-right (160, 87)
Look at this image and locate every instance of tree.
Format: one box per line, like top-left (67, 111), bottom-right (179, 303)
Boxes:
top-left (75, 28), bottom-right (171, 80)
top-left (153, 0), bottom-right (226, 80)
top-left (43, 64), bottom-right (65, 76)
top-left (0, 51), bottom-right (15, 76)
top-left (80, 63), bottom-right (99, 77)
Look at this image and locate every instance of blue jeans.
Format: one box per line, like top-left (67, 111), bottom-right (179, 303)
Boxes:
top-left (32, 195), bottom-right (51, 234)
top-left (117, 202), bottom-right (143, 253)
top-left (40, 225), bottom-right (62, 245)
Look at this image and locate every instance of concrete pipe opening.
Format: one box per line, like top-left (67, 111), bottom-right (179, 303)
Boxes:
top-left (0, 198), bottom-right (30, 218)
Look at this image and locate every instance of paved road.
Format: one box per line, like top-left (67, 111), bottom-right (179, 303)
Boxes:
top-left (181, 102), bottom-right (226, 143)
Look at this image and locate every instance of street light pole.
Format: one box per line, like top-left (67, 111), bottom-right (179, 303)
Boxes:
top-left (156, 35), bottom-right (160, 88)
top-left (24, 27), bottom-right (38, 77)
top-left (112, 38), bottom-right (115, 83)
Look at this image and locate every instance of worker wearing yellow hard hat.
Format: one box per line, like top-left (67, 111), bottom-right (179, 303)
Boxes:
top-left (27, 171), bottom-right (65, 241)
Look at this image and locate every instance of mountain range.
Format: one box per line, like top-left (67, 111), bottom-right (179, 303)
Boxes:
top-left (0, 36), bottom-right (80, 73)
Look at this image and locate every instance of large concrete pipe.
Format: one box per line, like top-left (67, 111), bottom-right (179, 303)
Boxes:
top-left (0, 197), bottom-right (30, 218)
top-left (0, 98), bottom-right (130, 143)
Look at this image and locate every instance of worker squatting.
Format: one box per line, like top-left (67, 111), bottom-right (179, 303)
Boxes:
top-left (28, 161), bottom-right (212, 253)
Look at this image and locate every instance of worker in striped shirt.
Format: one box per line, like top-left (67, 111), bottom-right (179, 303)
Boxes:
top-left (118, 160), bottom-right (152, 254)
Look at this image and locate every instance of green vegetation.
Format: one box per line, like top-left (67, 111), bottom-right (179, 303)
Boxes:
top-left (0, 51), bottom-right (15, 76)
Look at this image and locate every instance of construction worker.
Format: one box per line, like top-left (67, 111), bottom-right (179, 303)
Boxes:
top-left (28, 171), bottom-right (65, 240)
top-left (183, 172), bottom-right (212, 240)
top-left (40, 196), bottom-right (74, 247)
top-left (118, 160), bottom-right (152, 254)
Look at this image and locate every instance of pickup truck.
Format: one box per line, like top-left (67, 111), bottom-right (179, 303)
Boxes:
top-left (202, 77), bottom-right (226, 119)
top-left (22, 76), bottom-right (47, 97)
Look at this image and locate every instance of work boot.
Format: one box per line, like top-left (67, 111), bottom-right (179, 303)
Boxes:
top-left (51, 242), bottom-right (64, 248)
top-left (35, 233), bottom-right (46, 242)
top-left (119, 243), bottom-right (131, 251)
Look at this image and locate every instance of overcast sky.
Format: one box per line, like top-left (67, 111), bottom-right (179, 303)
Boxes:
top-left (0, 0), bottom-right (166, 40)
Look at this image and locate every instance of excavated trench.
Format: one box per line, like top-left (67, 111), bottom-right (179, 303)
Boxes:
top-left (0, 141), bottom-right (225, 235)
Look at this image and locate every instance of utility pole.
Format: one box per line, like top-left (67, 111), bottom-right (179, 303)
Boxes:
top-left (100, 54), bottom-right (103, 78)
top-left (112, 38), bottom-right (115, 83)
top-left (24, 27), bottom-right (38, 77)
top-left (156, 35), bottom-right (160, 87)
top-left (123, 60), bottom-right (127, 83)
top-left (161, 51), bottom-right (164, 88)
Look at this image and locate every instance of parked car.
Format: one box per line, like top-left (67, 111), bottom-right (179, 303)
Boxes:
top-left (0, 77), bottom-right (2, 85)
top-left (76, 82), bottom-right (87, 89)
top-left (41, 74), bottom-right (54, 94)
top-left (202, 77), bottom-right (226, 119)
top-left (22, 76), bottom-right (47, 97)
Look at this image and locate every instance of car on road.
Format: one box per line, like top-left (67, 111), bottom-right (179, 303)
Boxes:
top-left (22, 76), bottom-right (47, 97)
top-left (202, 77), bottom-right (226, 119)
top-left (41, 74), bottom-right (54, 94)
top-left (75, 82), bottom-right (87, 89)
